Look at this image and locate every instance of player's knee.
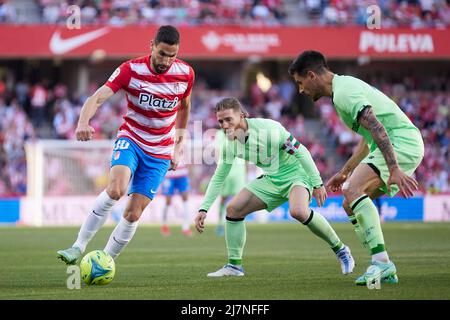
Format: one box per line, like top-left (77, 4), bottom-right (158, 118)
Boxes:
top-left (342, 186), bottom-right (361, 204)
top-left (123, 209), bottom-right (143, 223)
top-left (342, 199), bottom-right (353, 216)
top-left (226, 204), bottom-right (243, 219)
top-left (106, 182), bottom-right (127, 200)
top-left (289, 206), bottom-right (309, 222)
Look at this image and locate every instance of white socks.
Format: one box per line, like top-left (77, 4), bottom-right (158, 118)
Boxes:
top-left (73, 190), bottom-right (117, 252)
top-left (372, 251), bottom-right (390, 263)
top-left (104, 217), bottom-right (138, 259)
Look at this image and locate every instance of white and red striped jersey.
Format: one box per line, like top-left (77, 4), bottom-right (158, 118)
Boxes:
top-left (105, 55), bottom-right (195, 159)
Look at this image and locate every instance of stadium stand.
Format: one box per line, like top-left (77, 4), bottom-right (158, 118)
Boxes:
top-left (0, 1), bottom-right (448, 197)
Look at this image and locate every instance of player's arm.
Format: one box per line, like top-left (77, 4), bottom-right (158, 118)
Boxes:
top-left (282, 134), bottom-right (323, 188)
top-left (341, 137), bottom-right (369, 175)
top-left (170, 93), bottom-right (191, 170)
top-left (195, 152), bottom-right (233, 233)
top-left (76, 85), bottom-right (115, 141)
top-left (358, 106), bottom-right (418, 197)
top-left (291, 143), bottom-right (327, 206)
top-left (326, 137), bottom-right (369, 192)
top-left (281, 130), bottom-right (326, 206)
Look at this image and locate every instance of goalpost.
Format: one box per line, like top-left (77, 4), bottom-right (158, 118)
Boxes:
top-left (24, 140), bottom-right (114, 226)
top-left (22, 139), bottom-right (219, 227)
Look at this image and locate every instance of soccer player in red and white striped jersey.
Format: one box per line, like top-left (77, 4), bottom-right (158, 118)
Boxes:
top-left (57, 25), bottom-right (195, 265)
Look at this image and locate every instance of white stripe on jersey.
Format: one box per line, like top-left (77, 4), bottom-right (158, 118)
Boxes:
top-left (130, 63), bottom-right (152, 75)
top-left (129, 77), bottom-right (188, 96)
top-left (122, 124), bottom-right (176, 143)
top-left (126, 108), bottom-right (177, 128)
top-left (118, 132), bottom-right (174, 155)
top-left (166, 62), bottom-right (190, 76)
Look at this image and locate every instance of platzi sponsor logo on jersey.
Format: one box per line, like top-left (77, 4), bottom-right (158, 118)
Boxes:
top-left (359, 31), bottom-right (434, 53)
top-left (138, 93), bottom-right (179, 110)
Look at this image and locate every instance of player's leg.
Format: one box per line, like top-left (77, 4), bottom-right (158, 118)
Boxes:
top-left (57, 140), bottom-right (136, 265)
top-left (289, 185), bottom-right (354, 274)
top-left (343, 163), bottom-right (398, 285)
top-left (343, 164), bottom-right (388, 260)
top-left (217, 178), bottom-right (233, 236)
top-left (343, 188), bottom-right (384, 255)
top-left (104, 144), bottom-right (170, 260)
top-left (104, 193), bottom-right (151, 259)
top-left (74, 165), bottom-right (131, 250)
top-left (207, 187), bottom-right (267, 277)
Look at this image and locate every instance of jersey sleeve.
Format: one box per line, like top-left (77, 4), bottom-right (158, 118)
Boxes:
top-left (280, 127), bottom-right (323, 188)
top-left (183, 66), bottom-right (195, 98)
top-left (199, 140), bottom-right (234, 212)
top-left (104, 62), bottom-right (131, 93)
top-left (333, 83), bottom-right (371, 122)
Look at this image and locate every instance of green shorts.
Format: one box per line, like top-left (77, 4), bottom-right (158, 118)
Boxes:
top-left (245, 174), bottom-right (312, 212)
top-left (361, 129), bottom-right (424, 197)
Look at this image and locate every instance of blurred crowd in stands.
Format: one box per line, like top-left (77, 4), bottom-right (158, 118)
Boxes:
top-left (0, 70), bottom-right (448, 196)
top-left (0, 0), bottom-right (448, 28)
top-left (302, 0), bottom-right (449, 28)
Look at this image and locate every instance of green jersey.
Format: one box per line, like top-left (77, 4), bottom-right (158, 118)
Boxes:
top-left (332, 75), bottom-right (420, 151)
top-left (217, 130), bottom-right (247, 196)
top-left (200, 118), bottom-right (322, 212)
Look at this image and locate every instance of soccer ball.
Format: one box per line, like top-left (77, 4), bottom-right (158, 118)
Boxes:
top-left (80, 250), bottom-right (115, 285)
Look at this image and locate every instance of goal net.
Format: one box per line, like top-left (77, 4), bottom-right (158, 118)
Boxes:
top-left (25, 140), bottom-right (114, 197)
top-left (23, 140), bottom-right (114, 226)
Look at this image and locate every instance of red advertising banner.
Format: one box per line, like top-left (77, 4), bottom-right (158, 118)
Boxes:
top-left (0, 25), bottom-right (448, 59)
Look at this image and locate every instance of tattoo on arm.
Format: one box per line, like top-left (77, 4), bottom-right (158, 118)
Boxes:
top-left (358, 106), bottom-right (398, 171)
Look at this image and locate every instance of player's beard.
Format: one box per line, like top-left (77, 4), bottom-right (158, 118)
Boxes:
top-left (151, 56), bottom-right (169, 74)
top-left (154, 64), bottom-right (168, 74)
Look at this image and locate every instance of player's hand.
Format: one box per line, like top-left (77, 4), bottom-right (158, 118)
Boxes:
top-left (313, 186), bottom-right (327, 207)
top-left (169, 148), bottom-right (181, 171)
top-left (75, 123), bottom-right (95, 141)
top-left (387, 167), bottom-right (418, 198)
top-left (326, 170), bottom-right (348, 193)
top-left (195, 211), bottom-right (207, 233)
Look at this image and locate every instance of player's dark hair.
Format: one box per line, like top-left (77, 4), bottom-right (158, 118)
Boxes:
top-left (215, 97), bottom-right (249, 118)
top-left (155, 25), bottom-right (180, 45)
top-left (288, 50), bottom-right (329, 77)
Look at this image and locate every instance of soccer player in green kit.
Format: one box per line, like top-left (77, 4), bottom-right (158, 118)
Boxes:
top-left (215, 129), bottom-right (247, 236)
top-left (288, 51), bottom-right (424, 286)
top-left (194, 97), bottom-right (355, 277)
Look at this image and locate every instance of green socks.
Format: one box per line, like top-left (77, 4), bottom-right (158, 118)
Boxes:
top-left (225, 218), bottom-right (246, 265)
top-left (348, 214), bottom-right (370, 254)
top-left (350, 195), bottom-right (386, 255)
top-left (303, 210), bottom-right (343, 253)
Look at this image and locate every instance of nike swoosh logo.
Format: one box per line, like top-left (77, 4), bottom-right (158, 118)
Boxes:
top-left (139, 84), bottom-right (153, 91)
top-left (150, 189), bottom-right (157, 193)
top-left (49, 27), bottom-right (110, 55)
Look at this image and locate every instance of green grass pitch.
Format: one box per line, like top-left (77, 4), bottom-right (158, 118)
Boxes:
top-left (0, 223), bottom-right (449, 300)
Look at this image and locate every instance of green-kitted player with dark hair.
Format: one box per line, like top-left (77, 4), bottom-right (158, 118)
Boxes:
top-left (194, 97), bottom-right (354, 277)
top-left (288, 50), bottom-right (424, 286)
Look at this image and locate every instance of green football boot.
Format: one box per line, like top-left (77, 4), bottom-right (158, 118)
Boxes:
top-left (57, 247), bottom-right (82, 265)
top-left (355, 260), bottom-right (398, 286)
